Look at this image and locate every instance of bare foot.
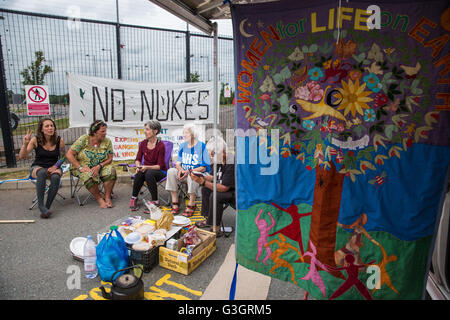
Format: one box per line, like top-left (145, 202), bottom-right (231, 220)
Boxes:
top-left (97, 198), bottom-right (108, 208)
top-left (105, 198), bottom-right (113, 208)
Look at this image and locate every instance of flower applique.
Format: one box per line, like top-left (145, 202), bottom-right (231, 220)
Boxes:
top-left (308, 67), bottom-right (324, 81)
top-left (363, 73), bottom-right (382, 93)
top-left (364, 109), bottom-right (376, 122)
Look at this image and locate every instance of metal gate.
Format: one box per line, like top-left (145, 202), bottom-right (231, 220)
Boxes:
top-left (0, 9), bottom-right (235, 168)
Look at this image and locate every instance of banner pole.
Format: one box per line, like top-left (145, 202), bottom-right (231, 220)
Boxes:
top-left (212, 22), bottom-right (218, 233)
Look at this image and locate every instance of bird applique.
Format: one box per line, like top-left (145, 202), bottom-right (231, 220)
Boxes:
top-left (296, 86), bottom-right (347, 121)
top-left (400, 62), bottom-right (421, 79)
top-left (263, 113), bottom-right (277, 127)
top-left (243, 105), bottom-right (252, 118)
top-left (289, 55), bottom-right (309, 88)
top-left (314, 144), bottom-right (324, 164)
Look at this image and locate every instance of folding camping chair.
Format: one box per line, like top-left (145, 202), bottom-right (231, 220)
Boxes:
top-left (119, 140), bottom-right (174, 206)
top-left (69, 168), bottom-right (104, 206)
top-left (23, 164), bottom-right (70, 210)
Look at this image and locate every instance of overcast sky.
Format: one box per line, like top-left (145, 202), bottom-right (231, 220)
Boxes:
top-left (1, 0), bottom-right (234, 36)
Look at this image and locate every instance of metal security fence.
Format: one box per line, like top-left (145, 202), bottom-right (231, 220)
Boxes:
top-left (0, 9), bottom-right (235, 168)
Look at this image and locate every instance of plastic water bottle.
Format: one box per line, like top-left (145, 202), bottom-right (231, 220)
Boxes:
top-left (83, 235), bottom-right (98, 279)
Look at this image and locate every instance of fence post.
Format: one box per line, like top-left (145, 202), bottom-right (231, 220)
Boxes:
top-left (116, 0), bottom-right (122, 79)
top-left (0, 34), bottom-right (17, 168)
top-left (185, 30), bottom-right (191, 82)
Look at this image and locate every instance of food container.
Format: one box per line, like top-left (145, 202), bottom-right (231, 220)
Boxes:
top-left (166, 238), bottom-right (178, 251)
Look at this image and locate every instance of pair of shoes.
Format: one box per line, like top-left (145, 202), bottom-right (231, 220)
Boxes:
top-left (210, 226), bottom-right (223, 238)
top-left (195, 220), bottom-right (210, 228)
top-left (129, 198), bottom-right (139, 211)
top-left (40, 211), bottom-right (52, 219)
top-left (171, 202), bottom-right (180, 215)
top-left (182, 205), bottom-right (197, 217)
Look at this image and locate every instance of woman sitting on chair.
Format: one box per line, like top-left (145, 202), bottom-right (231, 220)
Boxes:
top-left (66, 120), bottom-right (116, 208)
top-left (129, 120), bottom-right (166, 212)
top-left (165, 123), bottom-right (210, 216)
top-left (18, 117), bottom-right (66, 219)
top-left (190, 136), bottom-right (235, 237)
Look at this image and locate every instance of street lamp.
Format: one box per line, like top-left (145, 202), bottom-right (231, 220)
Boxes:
top-left (85, 54), bottom-right (97, 76)
top-left (200, 55), bottom-right (210, 81)
top-left (102, 48), bottom-right (113, 78)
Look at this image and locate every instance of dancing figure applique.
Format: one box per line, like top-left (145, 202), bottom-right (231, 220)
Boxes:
top-left (335, 213), bottom-right (380, 267)
top-left (269, 202), bottom-right (312, 257)
top-left (301, 240), bottom-right (330, 298)
top-left (327, 254), bottom-right (375, 300)
top-left (265, 234), bottom-right (303, 284)
top-left (255, 209), bottom-right (276, 265)
top-left (372, 243), bottom-right (399, 295)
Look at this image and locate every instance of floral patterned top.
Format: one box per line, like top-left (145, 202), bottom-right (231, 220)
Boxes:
top-left (70, 134), bottom-right (113, 168)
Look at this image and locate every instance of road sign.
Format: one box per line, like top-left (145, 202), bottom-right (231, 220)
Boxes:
top-left (25, 85), bottom-right (50, 116)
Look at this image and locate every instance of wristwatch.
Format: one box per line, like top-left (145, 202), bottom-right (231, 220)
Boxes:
top-left (98, 163), bottom-right (103, 171)
top-left (201, 179), bottom-right (206, 186)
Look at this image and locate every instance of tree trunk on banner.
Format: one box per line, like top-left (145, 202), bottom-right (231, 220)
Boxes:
top-left (304, 161), bottom-right (345, 280)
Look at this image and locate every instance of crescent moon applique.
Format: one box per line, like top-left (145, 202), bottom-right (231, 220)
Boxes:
top-left (239, 18), bottom-right (254, 38)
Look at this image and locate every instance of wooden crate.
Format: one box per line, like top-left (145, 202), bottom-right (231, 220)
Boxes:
top-left (159, 229), bottom-right (216, 275)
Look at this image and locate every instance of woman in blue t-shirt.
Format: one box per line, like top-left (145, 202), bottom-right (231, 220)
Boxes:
top-left (165, 123), bottom-right (210, 216)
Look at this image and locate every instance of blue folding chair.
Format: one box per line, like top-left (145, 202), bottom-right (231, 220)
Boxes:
top-left (119, 140), bottom-right (174, 206)
top-left (0, 164), bottom-right (69, 210)
top-left (29, 163), bottom-right (70, 210)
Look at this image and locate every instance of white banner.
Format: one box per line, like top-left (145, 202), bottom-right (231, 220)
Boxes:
top-left (107, 125), bottom-right (207, 161)
top-left (68, 73), bottom-right (217, 127)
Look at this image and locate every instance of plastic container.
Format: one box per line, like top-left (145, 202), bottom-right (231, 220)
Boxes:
top-left (130, 246), bottom-right (159, 273)
top-left (83, 235), bottom-right (98, 279)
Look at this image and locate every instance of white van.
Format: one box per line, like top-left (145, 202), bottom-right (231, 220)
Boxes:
top-left (426, 181), bottom-right (450, 300)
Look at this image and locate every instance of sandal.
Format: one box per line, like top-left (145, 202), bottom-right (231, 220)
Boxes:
top-left (195, 220), bottom-right (210, 228)
top-left (171, 202), bottom-right (180, 215)
top-left (182, 205), bottom-right (197, 217)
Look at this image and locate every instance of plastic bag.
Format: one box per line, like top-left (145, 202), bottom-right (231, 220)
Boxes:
top-left (96, 228), bottom-right (130, 282)
top-left (143, 199), bottom-right (162, 220)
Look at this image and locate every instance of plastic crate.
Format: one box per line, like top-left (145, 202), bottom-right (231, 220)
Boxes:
top-left (130, 246), bottom-right (159, 273)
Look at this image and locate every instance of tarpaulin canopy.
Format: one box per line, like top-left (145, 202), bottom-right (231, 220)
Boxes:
top-left (148, 0), bottom-right (277, 34)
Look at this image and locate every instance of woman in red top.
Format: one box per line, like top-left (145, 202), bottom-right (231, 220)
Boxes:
top-left (129, 120), bottom-right (166, 211)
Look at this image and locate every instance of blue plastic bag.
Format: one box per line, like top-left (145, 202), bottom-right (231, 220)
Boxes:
top-left (96, 228), bottom-right (130, 282)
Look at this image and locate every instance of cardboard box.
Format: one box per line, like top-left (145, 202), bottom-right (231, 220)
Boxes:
top-left (159, 229), bottom-right (216, 275)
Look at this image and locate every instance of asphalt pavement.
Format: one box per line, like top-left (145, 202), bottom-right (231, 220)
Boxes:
top-left (0, 181), bottom-right (307, 301)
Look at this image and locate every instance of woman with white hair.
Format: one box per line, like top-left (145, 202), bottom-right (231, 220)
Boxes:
top-left (165, 123), bottom-right (210, 216)
top-left (190, 135), bottom-right (235, 237)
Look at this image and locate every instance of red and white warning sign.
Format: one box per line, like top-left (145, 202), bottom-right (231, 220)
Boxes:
top-left (25, 85), bottom-right (50, 116)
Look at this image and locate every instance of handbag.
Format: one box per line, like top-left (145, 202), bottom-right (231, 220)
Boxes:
top-left (96, 227), bottom-right (130, 282)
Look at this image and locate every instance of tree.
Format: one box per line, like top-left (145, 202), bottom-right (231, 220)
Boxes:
top-left (20, 51), bottom-right (53, 85)
top-left (244, 31), bottom-right (440, 275)
top-left (184, 71), bottom-right (200, 82)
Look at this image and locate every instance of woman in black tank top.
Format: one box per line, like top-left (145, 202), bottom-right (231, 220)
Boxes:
top-left (19, 118), bottom-right (66, 219)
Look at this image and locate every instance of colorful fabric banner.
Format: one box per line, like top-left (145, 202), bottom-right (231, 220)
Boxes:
top-left (232, 0), bottom-right (450, 299)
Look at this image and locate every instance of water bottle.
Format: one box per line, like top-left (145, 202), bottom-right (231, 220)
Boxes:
top-left (83, 235), bottom-right (98, 279)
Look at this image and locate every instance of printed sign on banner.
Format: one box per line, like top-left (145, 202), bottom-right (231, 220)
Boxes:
top-left (106, 125), bottom-right (207, 161)
top-left (25, 85), bottom-right (50, 116)
top-left (67, 73), bottom-right (219, 127)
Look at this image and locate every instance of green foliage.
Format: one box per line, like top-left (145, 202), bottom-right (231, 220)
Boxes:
top-left (20, 51), bottom-right (53, 85)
